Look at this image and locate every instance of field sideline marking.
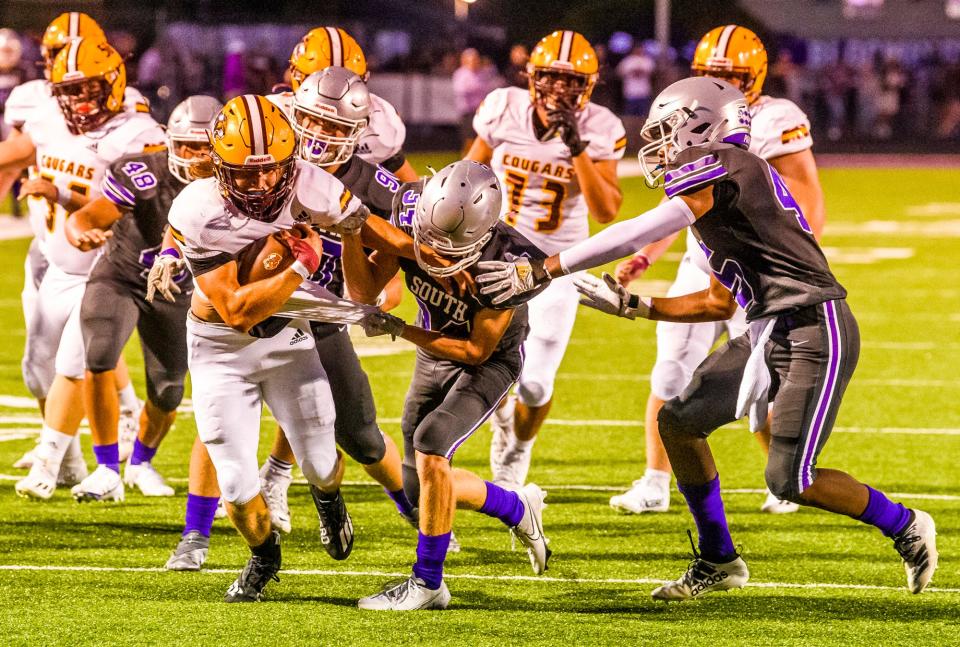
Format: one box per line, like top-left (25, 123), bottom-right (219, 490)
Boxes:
top-left (0, 563), bottom-right (956, 594)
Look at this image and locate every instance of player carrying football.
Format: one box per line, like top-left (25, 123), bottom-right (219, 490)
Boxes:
top-left (476, 77), bottom-right (938, 598)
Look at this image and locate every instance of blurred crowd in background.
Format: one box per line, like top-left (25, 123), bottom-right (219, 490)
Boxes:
top-left (2, 21), bottom-right (960, 147)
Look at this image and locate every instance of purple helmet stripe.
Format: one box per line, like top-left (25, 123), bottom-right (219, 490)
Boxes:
top-left (798, 300), bottom-right (842, 492)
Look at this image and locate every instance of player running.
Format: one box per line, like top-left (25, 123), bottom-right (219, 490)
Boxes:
top-left (343, 160), bottom-right (551, 611)
top-left (62, 96), bottom-right (222, 501)
top-left (466, 30), bottom-right (626, 488)
top-left (475, 77), bottom-right (938, 598)
top-left (610, 25), bottom-right (825, 516)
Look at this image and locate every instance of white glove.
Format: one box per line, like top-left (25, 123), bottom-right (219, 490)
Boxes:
top-left (475, 257), bottom-right (548, 305)
top-left (145, 253), bottom-right (186, 304)
top-left (574, 272), bottom-right (651, 320)
top-left (359, 311), bottom-right (406, 340)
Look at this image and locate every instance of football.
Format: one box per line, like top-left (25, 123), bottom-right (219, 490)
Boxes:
top-left (235, 229), bottom-right (303, 284)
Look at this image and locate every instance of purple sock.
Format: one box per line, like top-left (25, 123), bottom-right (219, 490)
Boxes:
top-left (183, 494), bottom-right (220, 538)
top-left (129, 438), bottom-right (158, 466)
top-left (92, 443), bottom-right (120, 473)
top-left (478, 481), bottom-right (525, 527)
top-left (677, 475), bottom-right (736, 562)
top-left (859, 486), bottom-right (913, 537)
top-left (385, 488), bottom-right (415, 517)
top-left (412, 531), bottom-right (450, 590)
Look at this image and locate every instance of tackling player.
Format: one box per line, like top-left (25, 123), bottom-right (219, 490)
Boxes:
top-left (466, 30), bottom-right (625, 488)
top-left (63, 96), bottom-right (222, 500)
top-left (610, 25), bottom-right (825, 516)
top-left (476, 77), bottom-right (938, 599)
top-left (342, 160), bottom-right (551, 611)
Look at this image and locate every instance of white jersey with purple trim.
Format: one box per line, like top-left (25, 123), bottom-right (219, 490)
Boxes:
top-left (687, 94), bottom-right (814, 275)
top-left (168, 159), bottom-right (363, 282)
top-left (24, 109), bottom-right (165, 275)
top-left (474, 86), bottom-right (626, 256)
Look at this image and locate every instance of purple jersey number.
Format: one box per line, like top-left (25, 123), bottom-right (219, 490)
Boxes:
top-left (121, 161), bottom-right (158, 191)
top-left (699, 240), bottom-right (756, 311)
top-left (374, 167), bottom-right (401, 192)
top-left (768, 163), bottom-right (812, 234)
top-left (396, 189), bottom-right (418, 227)
top-left (310, 232), bottom-right (343, 287)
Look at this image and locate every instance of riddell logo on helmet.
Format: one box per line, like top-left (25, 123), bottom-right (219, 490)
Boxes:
top-left (244, 154), bottom-right (276, 164)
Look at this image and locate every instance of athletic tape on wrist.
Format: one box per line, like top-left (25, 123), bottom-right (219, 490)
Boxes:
top-left (290, 260), bottom-right (312, 280)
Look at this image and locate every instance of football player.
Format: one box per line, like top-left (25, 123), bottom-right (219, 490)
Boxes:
top-left (610, 25), bottom-right (825, 516)
top-left (343, 160), bottom-right (551, 611)
top-left (5, 37), bottom-right (165, 501)
top-left (476, 77), bottom-right (938, 598)
top-left (62, 96), bottom-right (222, 500)
top-left (3, 13), bottom-right (148, 477)
top-left (466, 30), bottom-right (626, 488)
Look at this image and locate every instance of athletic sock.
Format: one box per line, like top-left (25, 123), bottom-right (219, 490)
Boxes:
top-left (478, 481), bottom-right (525, 527)
top-left (35, 425), bottom-right (74, 470)
top-left (508, 437), bottom-right (535, 453)
top-left (64, 433), bottom-right (83, 461)
top-left (118, 383), bottom-right (140, 413)
top-left (677, 475), bottom-right (736, 563)
top-left (129, 438), bottom-right (158, 466)
top-left (264, 455), bottom-right (293, 479)
top-left (92, 443), bottom-right (120, 473)
top-left (412, 531), bottom-right (450, 590)
top-left (644, 468), bottom-right (672, 486)
top-left (859, 485), bottom-right (913, 538)
top-left (251, 529), bottom-right (281, 560)
top-left (183, 494), bottom-right (220, 537)
top-left (385, 487), bottom-right (415, 517)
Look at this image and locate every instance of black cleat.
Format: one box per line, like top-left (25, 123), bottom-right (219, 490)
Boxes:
top-left (310, 485), bottom-right (354, 560)
top-left (224, 530), bottom-right (281, 602)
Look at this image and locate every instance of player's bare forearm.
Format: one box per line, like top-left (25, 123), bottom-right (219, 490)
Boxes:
top-left (574, 157), bottom-right (621, 224)
top-left (464, 137), bottom-right (494, 165)
top-left (649, 279), bottom-right (737, 323)
top-left (196, 263), bottom-right (305, 333)
top-left (68, 197), bottom-right (123, 235)
top-left (361, 215), bottom-right (418, 260)
top-left (639, 230), bottom-right (681, 265)
top-left (771, 148), bottom-right (825, 241)
top-left (0, 132), bottom-right (35, 173)
top-left (392, 159), bottom-right (419, 182)
top-left (161, 227), bottom-right (181, 253)
top-left (400, 307), bottom-right (513, 365)
top-left (342, 233), bottom-right (398, 304)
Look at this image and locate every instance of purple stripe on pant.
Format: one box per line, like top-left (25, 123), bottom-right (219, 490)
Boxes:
top-left (798, 300), bottom-right (842, 492)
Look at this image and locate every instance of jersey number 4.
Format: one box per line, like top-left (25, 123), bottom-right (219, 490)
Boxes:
top-left (503, 170), bottom-right (566, 233)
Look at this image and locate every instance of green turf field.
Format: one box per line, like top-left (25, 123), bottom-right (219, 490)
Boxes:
top-left (0, 161), bottom-right (958, 646)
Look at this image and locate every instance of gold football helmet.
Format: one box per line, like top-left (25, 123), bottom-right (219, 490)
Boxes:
top-left (50, 37), bottom-right (125, 134)
top-left (691, 25), bottom-right (767, 104)
top-left (209, 95), bottom-right (298, 222)
top-left (527, 30), bottom-right (598, 111)
top-left (41, 12), bottom-right (105, 79)
top-left (288, 27), bottom-right (368, 90)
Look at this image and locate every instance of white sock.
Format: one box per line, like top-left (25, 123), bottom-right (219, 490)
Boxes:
top-left (118, 383), bottom-right (140, 413)
top-left (263, 454), bottom-right (294, 479)
top-left (508, 436), bottom-right (535, 453)
top-left (63, 433), bottom-right (82, 460)
top-left (644, 468), bottom-right (672, 486)
top-left (35, 425), bottom-right (74, 471)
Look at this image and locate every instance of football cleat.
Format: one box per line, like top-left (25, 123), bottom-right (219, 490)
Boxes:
top-left (893, 510), bottom-right (938, 594)
top-left (165, 530), bottom-right (210, 571)
top-left (260, 464), bottom-right (292, 534)
top-left (123, 462), bottom-right (175, 497)
top-left (71, 465), bottom-right (124, 502)
top-left (224, 530), bottom-right (281, 602)
top-left (117, 402), bottom-right (142, 463)
top-left (760, 490), bottom-right (800, 514)
top-left (510, 483), bottom-right (551, 575)
top-left (13, 443), bottom-right (38, 469)
top-left (402, 507), bottom-right (462, 554)
top-left (489, 394), bottom-right (516, 476)
top-left (493, 442), bottom-right (533, 490)
top-left (15, 462), bottom-right (58, 500)
top-left (610, 475), bottom-right (671, 514)
top-left (358, 576), bottom-right (451, 611)
top-left (57, 452), bottom-right (89, 487)
top-left (310, 485), bottom-right (354, 560)
top-left (652, 532), bottom-right (749, 601)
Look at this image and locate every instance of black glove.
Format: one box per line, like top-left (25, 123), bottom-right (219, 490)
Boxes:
top-left (547, 107), bottom-right (589, 157)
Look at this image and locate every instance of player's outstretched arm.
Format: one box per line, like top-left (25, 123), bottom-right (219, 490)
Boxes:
top-left (573, 157), bottom-right (621, 224)
top-left (576, 272), bottom-right (736, 324)
top-left (400, 307), bottom-right (514, 366)
top-left (464, 137), bottom-right (494, 165)
top-left (65, 197), bottom-right (123, 251)
top-left (0, 130), bottom-right (36, 174)
top-left (341, 230), bottom-right (401, 305)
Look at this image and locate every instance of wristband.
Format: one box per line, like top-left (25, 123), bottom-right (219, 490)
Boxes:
top-left (289, 260), bottom-right (312, 280)
top-left (631, 253), bottom-right (651, 272)
top-left (285, 235), bottom-right (321, 274)
top-left (159, 247), bottom-right (181, 260)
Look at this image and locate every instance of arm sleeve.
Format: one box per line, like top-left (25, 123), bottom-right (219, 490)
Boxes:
top-left (557, 197), bottom-right (695, 274)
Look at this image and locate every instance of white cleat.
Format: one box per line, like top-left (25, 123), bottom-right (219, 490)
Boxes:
top-left (57, 453), bottom-right (89, 487)
top-left (71, 465), bottom-right (125, 503)
top-left (124, 462), bottom-right (175, 497)
top-left (610, 476), bottom-right (671, 514)
top-left (652, 534), bottom-right (749, 601)
top-left (117, 402), bottom-right (143, 463)
top-left (489, 393), bottom-right (515, 475)
top-left (760, 490), bottom-right (800, 514)
top-left (358, 576), bottom-right (451, 611)
top-left (260, 466), bottom-right (292, 534)
top-left (511, 483), bottom-right (551, 575)
top-left (893, 510), bottom-right (938, 594)
top-left (15, 462), bottom-right (58, 500)
top-left (165, 530), bottom-right (210, 571)
top-left (13, 443), bottom-right (39, 469)
top-left (215, 498), bottom-right (228, 519)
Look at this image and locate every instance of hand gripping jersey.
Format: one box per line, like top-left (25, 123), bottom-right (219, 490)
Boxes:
top-left (100, 149), bottom-right (192, 288)
top-left (390, 180), bottom-right (547, 360)
top-left (23, 107), bottom-right (165, 275)
top-left (664, 142), bottom-right (845, 320)
top-left (473, 86), bottom-right (626, 256)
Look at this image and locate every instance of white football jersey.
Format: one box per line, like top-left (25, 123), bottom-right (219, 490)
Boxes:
top-left (169, 159), bottom-right (362, 286)
top-left (24, 109), bottom-right (165, 275)
top-left (474, 86), bottom-right (626, 255)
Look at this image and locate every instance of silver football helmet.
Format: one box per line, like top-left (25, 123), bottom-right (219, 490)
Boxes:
top-left (414, 160), bottom-right (502, 278)
top-left (638, 76), bottom-right (751, 187)
top-left (292, 66), bottom-right (370, 167)
top-left (0, 29), bottom-right (21, 71)
top-left (166, 95), bottom-right (222, 184)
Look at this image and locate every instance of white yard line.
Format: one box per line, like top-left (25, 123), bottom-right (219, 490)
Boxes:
top-left (0, 563), bottom-right (955, 594)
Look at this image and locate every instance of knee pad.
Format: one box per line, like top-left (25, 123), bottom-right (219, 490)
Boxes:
top-left (215, 463), bottom-right (260, 505)
top-left (764, 443), bottom-right (805, 504)
top-left (299, 453), bottom-right (339, 491)
top-left (21, 356), bottom-right (51, 400)
top-left (657, 399), bottom-right (700, 442)
top-left (334, 421), bottom-right (386, 466)
top-left (401, 462), bottom-right (420, 509)
top-left (412, 410), bottom-right (460, 458)
top-left (650, 358), bottom-right (693, 401)
top-left (517, 377), bottom-right (551, 408)
top-left (147, 375), bottom-right (185, 413)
